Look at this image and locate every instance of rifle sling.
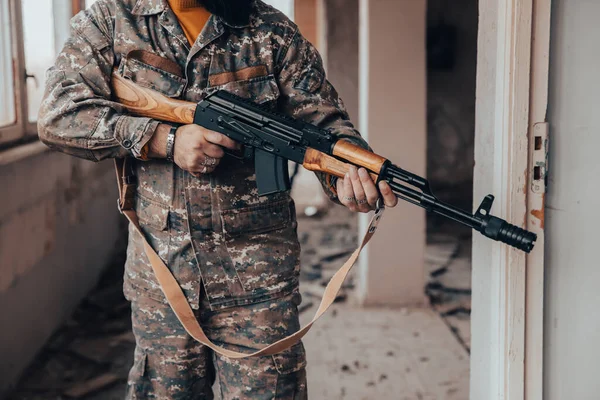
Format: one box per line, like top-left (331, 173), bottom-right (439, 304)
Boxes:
top-left (115, 158), bottom-right (384, 359)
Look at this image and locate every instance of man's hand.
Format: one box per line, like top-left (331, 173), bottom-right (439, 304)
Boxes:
top-left (336, 166), bottom-right (398, 212)
top-left (174, 124), bottom-right (239, 176)
top-left (146, 123), bottom-right (240, 176)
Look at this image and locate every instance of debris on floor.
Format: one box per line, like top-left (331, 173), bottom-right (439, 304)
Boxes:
top-left (8, 204), bottom-right (472, 399)
top-left (7, 255), bottom-right (133, 400)
top-left (303, 304), bottom-right (469, 400)
top-left (63, 374), bottom-right (120, 399)
top-left (426, 224), bottom-right (473, 351)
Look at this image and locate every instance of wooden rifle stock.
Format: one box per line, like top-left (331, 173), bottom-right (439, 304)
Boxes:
top-left (111, 71), bottom-right (380, 181)
top-left (112, 71), bottom-right (195, 124)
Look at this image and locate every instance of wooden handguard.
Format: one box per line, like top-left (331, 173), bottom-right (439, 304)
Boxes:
top-left (303, 148), bottom-right (379, 182)
top-left (112, 71), bottom-right (195, 124)
top-left (332, 140), bottom-right (387, 174)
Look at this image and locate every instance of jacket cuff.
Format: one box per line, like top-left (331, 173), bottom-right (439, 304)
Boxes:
top-left (114, 115), bottom-right (160, 160)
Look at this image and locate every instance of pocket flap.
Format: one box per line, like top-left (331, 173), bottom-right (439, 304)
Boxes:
top-left (120, 52), bottom-right (185, 98)
top-left (221, 200), bottom-right (292, 237)
top-left (209, 65), bottom-right (268, 86)
top-left (272, 342), bottom-right (307, 375)
top-left (211, 74), bottom-right (280, 105)
top-left (136, 195), bottom-right (169, 231)
top-left (71, 12), bottom-right (110, 52)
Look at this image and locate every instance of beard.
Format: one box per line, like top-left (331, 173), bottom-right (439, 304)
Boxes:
top-left (198, 0), bottom-right (254, 26)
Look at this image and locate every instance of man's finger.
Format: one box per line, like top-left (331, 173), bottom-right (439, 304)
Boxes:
top-left (349, 166), bottom-right (370, 212)
top-left (200, 154), bottom-right (221, 168)
top-left (378, 181), bottom-right (398, 207)
top-left (189, 167), bottom-right (214, 177)
top-left (339, 174), bottom-right (358, 212)
top-left (336, 175), bottom-right (344, 196)
top-left (202, 143), bottom-right (225, 159)
top-left (358, 168), bottom-right (379, 207)
top-left (204, 131), bottom-right (240, 150)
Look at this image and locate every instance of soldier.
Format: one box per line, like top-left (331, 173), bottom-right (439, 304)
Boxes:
top-left (38, 0), bottom-right (398, 398)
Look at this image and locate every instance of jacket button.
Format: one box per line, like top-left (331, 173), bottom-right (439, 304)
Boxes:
top-left (122, 139), bottom-right (133, 148)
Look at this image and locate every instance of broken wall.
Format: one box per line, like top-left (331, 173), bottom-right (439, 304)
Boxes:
top-left (0, 150), bottom-right (123, 397)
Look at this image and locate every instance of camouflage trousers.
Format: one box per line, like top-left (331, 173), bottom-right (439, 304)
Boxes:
top-left (125, 288), bottom-right (308, 399)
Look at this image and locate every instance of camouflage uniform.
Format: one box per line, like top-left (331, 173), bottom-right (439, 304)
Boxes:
top-left (39, 0), bottom-right (368, 398)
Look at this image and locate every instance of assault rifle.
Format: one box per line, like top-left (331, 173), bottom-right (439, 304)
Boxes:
top-left (112, 73), bottom-right (537, 253)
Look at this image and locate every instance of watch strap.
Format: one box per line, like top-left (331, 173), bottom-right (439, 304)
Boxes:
top-left (166, 125), bottom-right (177, 162)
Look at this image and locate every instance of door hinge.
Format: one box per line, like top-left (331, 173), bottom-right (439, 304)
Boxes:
top-left (531, 122), bottom-right (549, 194)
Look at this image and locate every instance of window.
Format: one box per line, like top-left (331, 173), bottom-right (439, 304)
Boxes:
top-left (0, 1), bottom-right (16, 129)
top-left (0, 0), bottom-right (73, 148)
top-left (22, 1), bottom-right (58, 122)
top-left (264, 0), bottom-right (295, 19)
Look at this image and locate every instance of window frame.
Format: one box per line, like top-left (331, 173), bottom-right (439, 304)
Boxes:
top-left (0, 0), bottom-right (79, 149)
top-left (0, 0), bottom-right (28, 145)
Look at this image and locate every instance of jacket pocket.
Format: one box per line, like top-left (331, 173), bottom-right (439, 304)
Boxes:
top-left (211, 74), bottom-right (281, 105)
top-left (119, 51), bottom-right (185, 98)
top-left (220, 199), bottom-right (301, 294)
top-left (124, 195), bottom-right (201, 309)
top-left (137, 195), bottom-right (170, 231)
top-left (221, 199), bottom-right (292, 236)
top-left (124, 195), bottom-right (171, 303)
top-left (272, 341), bottom-right (307, 375)
top-left (125, 347), bottom-right (149, 399)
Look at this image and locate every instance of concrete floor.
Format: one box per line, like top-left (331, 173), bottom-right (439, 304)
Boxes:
top-left (297, 201), bottom-right (471, 400)
top-left (7, 178), bottom-right (471, 399)
top-left (302, 304), bottom-right (469, 399)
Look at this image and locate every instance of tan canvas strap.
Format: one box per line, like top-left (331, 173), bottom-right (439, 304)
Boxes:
top-left (115, 158), bottom-right (384, 358)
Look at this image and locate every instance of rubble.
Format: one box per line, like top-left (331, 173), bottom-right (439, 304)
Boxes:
top-left (63, 374), bottom-right (120, 398)
top-left (425, 230), bottom-right (472, 352)
top-left (8, 256), bottom-right (133, 400)
top-left (8, 201), bottom-right (472, 398)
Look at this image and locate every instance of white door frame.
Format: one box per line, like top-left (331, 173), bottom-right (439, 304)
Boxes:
top-left (471, 0), bottom-right (550, 399)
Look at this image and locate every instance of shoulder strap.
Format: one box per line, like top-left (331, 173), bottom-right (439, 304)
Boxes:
top-left (115, 158), bottom-right (384, 358)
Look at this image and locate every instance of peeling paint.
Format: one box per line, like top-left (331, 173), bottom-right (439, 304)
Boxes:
top-left (530, 194), bottom-right (546, 229)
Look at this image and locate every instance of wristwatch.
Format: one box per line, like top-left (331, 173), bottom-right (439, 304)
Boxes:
top-left (166, 125), bottom-right (177, 162)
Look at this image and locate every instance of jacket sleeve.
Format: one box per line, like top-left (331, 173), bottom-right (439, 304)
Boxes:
top-left (275, 28), bottom-right (371, 202)
top-left (37, 3), bottom-right (158, 161)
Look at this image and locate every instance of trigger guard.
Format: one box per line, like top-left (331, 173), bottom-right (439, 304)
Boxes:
top-left (225, 145), bottom-right (251, 160)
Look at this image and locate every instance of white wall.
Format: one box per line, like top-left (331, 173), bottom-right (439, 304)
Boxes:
top-left (357, 0), bottom-right (426, 306)
top-left (264, 0), bottom-right (294, 19)
top-left (544, 1), bottom-right (600, 399)
top-left (0, 152), bottom-right (123, 397)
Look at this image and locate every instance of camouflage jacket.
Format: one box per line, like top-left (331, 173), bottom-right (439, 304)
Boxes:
top-left (38, 0), bottom-right (368, 310)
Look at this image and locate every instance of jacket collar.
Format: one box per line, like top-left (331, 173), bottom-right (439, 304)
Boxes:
top-left (131, 0), bottom-right (253, 28)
